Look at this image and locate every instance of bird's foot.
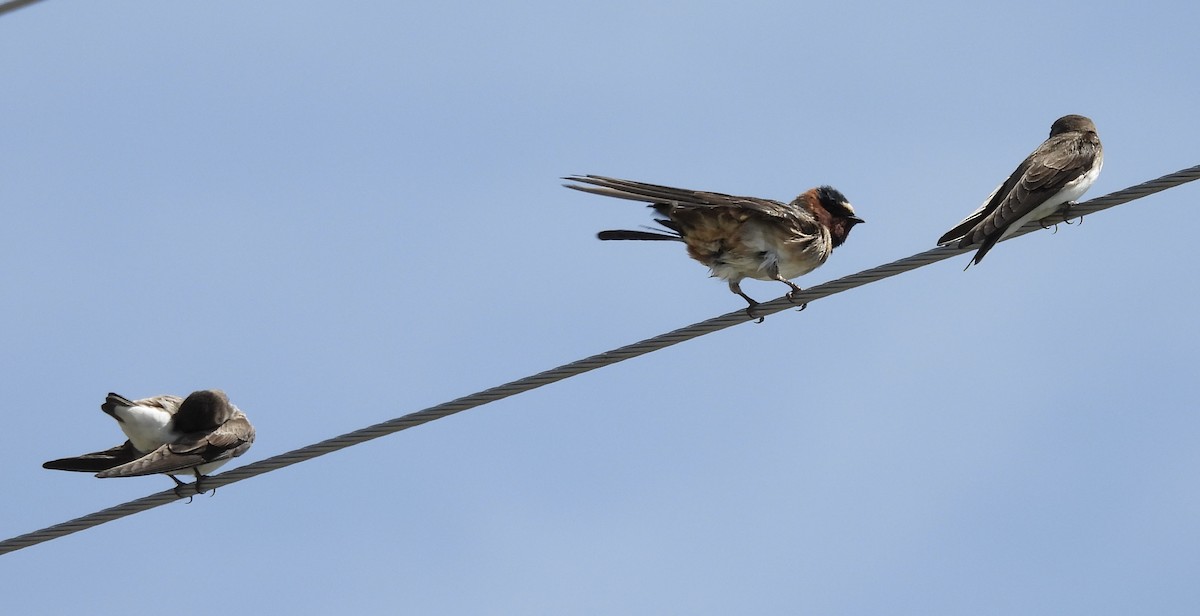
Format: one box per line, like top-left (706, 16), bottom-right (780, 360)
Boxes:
top-left (780, 276), bottom-right (809, 312)
top-left (785, 288), bottom-right (808, 312)
top-left (1060, 201), bottom-right (1083, 225)
top-left (170, 475), bottom-right (195, 504)
top-left (732, 283), bottom-right (765, 323)
top-left (744, 302), bottom-right (765, 324)
top-left (196, 476), bottom-right (217, 497)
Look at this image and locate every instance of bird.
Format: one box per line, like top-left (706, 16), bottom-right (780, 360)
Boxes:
top-left (564, 175), bottom-right (864, 319)
top-left (43, 389), bottom-right (255, 495)
top-left (938, 114), bottom-right (1103, 266)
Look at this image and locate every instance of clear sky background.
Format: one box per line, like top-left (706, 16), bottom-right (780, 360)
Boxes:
top-left (2, 1), bottom-right (1198, 613)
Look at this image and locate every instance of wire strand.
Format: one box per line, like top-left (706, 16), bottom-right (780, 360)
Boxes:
top-left (3, 164), bottom-right (1198, 556)
top-left (0, 0), bottom-right (48, 17)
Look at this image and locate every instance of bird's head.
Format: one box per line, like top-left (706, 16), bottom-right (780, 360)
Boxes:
top-left (813, 186), bottom-right (864, 247)
top-left (1050, 114), bottom-right (1097, 136)
top-left (174, 389), bottom-right (233, 432)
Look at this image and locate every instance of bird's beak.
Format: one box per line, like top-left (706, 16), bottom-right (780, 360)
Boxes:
top-left (849, 216), bottom-right (865, 224)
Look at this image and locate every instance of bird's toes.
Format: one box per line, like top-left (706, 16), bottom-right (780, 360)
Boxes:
top-left (194, 476), bottom-right (217, 496)
top-left (744, 305), bottom-right (765, 324)
top-left (1061, 201), bottom-right (1083, 225)
top-left (785, 289), bottom-right (808, 310)
top-left (170, 475), bottom-right (195, 502)
top-left (173, 485), bottom-right (195, 504)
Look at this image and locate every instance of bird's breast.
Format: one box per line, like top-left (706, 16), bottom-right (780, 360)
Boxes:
top-left (1058, 158), bottom-right (1103, 204)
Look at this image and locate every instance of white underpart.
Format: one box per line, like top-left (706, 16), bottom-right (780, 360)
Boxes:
top-left (771, 238), bottom-right (828, 280)
top-left (111, 403), bottom-right (180, 453)
top-left (191, 460), bottom-right (229, 477)
top-left (998, 159), bottom-right (1103, 243)
top-left (706, 219), bottom-right (830, 282)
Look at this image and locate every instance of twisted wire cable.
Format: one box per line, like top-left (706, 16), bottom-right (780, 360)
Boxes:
top-left (0, 0), bottom-right (47, 17)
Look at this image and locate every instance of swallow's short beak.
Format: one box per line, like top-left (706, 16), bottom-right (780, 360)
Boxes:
top-left (849, 216), bottom-right (865, 224)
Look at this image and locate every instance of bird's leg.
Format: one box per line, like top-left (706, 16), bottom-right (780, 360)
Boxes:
top-left (772, 273), bottom-right (808, 312)
top-left (729, 281), bottom-right (764, 323)
top-left (169, 474), bottom-right (195, 504)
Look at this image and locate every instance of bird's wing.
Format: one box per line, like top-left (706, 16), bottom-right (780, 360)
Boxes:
top-left (43, 441), bottom-right (141, 472)
top-left (564, 175), bottom-right (793, 218)
top-left (96, 414), bottom-right (255, 478)
top-left (200, 412), bottom-right (256, 455)
top-left (937, 181), bottom-right (1007, 245)
top-left (981, 134), bottom-right (1099, 235)
top-left (937, 132), bottom-right (1099, 246)
top-left (135, 395), bottom-right (185, 412)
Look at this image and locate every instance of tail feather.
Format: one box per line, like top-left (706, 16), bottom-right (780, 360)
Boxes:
top-left (597, 230), bottom-right (682, 241)
top-left (100, 392), bottom-right (135, 417)
top-left (969, 235), bottom-right (1001, 266)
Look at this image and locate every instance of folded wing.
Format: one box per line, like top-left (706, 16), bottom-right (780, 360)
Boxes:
top-left (96, 414), bottom-right (255, 478)
top-left (43, 441), bottom-right (142, 473)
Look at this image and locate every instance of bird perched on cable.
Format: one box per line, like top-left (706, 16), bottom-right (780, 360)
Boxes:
top-left (43, 390), bottom-right (255, 495)
top-left (564, 175), bottom-right (864, 319)
top-left (938, 114), bottom-right (1103, 266)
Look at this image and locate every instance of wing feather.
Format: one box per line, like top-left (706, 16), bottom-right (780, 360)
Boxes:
top-left (564, 175), bottom-right (794, 219)
top-left (96, 413), bottom-right (255, 478)
top-left (43, 441), bottom-right (141, 473)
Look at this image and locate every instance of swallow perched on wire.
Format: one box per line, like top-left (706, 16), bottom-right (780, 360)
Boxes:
top-left (938, 114), bottom-right (1103, 266)
top-left (43, 390), bottom-right (255, 495)
top-left (565, 175), bottom-right (864, 319)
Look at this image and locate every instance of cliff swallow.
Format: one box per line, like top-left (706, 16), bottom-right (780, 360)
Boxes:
top-left (565, 175), bottom-right (863, 319)
top-left (43, 390), bottom-right (255, 494)
top-left (939, 114), bottom-right (1103, 266)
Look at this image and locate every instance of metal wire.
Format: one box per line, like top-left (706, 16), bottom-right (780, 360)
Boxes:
top-left (0, 0), bottom-right (48, 17)
top-left (2, 164), bottom-right (1198, 556)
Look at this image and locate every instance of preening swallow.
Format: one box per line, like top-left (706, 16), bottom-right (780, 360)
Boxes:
top-left (939, 114), bottom-right (1103, 266)
top-left (565, 175), bottom-right (864, 319)
top-left (43, 390), bottom-right (255, 494)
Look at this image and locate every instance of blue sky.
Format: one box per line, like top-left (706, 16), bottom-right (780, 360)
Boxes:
top-left (2, 1), bottom-right (1199, 613)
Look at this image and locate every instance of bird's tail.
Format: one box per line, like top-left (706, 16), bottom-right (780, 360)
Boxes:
top-left (597, 230), bottom-right (682, 241)
top-left (964, 235), bottom-right (1002, 269)
top-left (100, 393), bottom-right (135, 417)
